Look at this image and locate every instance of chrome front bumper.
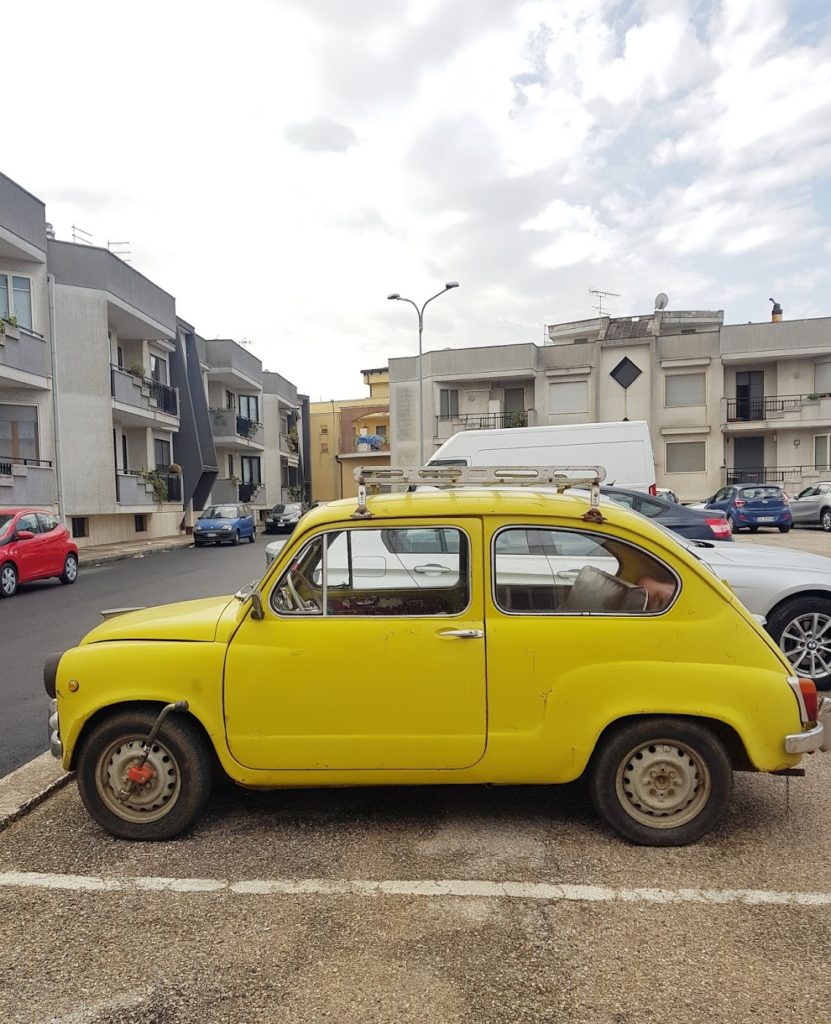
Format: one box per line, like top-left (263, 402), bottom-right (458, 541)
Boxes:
top-left (785, 696), bottom-right (831, 755)
top-left (48, 698), bottom-right (62, 759)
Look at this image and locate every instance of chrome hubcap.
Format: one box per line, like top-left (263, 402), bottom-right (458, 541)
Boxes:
top-left (65, 557), bottom-right (77, 580)
top-left (96, 737), bottom-right (181, 823)
top-left (616, 740), bottom-right (710, 829)
top-left (823, 512), bottom-right (831, 531)
top-left (1, 566), bottom-right (16, 594)
top-left (780, 613), bottom-right (831, 679)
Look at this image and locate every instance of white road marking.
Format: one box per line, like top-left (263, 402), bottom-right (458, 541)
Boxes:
top-left (2, 870), bottom-right (830, 906)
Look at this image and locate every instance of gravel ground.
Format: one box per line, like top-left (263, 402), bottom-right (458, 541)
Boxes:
top-left (2, 760), bottom-right (831, 1023)
top-left (733, 524), bottom-right (831, 555)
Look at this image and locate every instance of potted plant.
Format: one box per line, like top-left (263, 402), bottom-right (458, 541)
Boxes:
top-left (128, 362), bottom-right (147, 380)
top-left (168, 463), bottom-right (182, 475)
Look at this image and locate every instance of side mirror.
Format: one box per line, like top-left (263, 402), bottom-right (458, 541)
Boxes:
top-left (15, 529), bottom-right (35, 540)
top-left (250, 591), bottom-right (265, 620)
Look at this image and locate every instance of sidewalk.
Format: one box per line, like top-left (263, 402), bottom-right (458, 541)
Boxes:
top-left (79, 534), bottom-right (193, 565)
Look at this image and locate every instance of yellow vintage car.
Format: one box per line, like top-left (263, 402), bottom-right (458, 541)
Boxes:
top-left (44, 468), bottom-right (830, 845)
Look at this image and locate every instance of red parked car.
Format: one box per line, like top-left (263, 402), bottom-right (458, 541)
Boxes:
top-left (0, 508), bottom-right (78, 598)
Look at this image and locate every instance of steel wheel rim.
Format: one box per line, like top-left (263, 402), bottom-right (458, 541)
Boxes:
top-left (64, 556), bottom-right (77, 581)
top-left (780, 612), bottom-right (831, 679)
top-left (95, 735), bottom-right (182, 823)
top-left (1, 566), bottom-right (16, 594)
top-left (615, 739), bottom-right (711, 829)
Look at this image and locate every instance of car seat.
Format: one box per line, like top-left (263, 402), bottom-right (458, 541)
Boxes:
top-left (562, 565), bottom-right (648, 613)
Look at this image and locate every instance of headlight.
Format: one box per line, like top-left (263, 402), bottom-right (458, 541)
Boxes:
top-left (221, 524), bottom-right (232, 531)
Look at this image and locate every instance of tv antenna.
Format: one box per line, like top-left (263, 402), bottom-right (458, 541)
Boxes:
top-left (588, 287), bottom-right (620, 317)
top-left (71, 224), bottom-right (93, 245)
top-left (107, 240), bottom-right (131, 262)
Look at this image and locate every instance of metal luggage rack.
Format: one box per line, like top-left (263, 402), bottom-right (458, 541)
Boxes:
top-left (351, 465), bottom-right (607, 522)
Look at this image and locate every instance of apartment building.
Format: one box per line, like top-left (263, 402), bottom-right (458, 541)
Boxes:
top-left (262, 370), bottom-right (303, 509)
top-left (0, 174), bottom-right (56, 512)
top-left (310, 368), bottom-right (390, 502)
top-left (389, 307), bottom-right (831, 500)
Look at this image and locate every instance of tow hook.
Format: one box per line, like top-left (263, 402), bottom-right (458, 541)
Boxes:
top-left (117, 701), bottom-right (189, 803)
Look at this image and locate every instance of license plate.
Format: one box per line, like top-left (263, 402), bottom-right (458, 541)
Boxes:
top-left (757, 516), bottom-right (775, 522)
top-left (205, 531), bottom-right (217, 537)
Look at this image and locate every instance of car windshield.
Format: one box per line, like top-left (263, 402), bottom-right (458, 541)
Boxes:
top-left (0, 514), bottom-right (14, 539)
top-left (283, 504), bottom-right (302, 515)
top-left (270, 504), bottom-right (286, 514)
top-left (199, 505), bottom-right (239, 520)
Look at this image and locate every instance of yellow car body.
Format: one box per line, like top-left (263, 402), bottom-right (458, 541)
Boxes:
top-left (46, 489), bottom-right (826, 843)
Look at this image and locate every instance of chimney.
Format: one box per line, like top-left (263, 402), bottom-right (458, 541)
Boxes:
top-left (45, 222), bottom-right (55, 240)
top-left (769, 298), bottom-right (783, 322)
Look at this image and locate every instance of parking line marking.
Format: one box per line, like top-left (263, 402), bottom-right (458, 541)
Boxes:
top-left (2, 870), bottom-right (831, 906)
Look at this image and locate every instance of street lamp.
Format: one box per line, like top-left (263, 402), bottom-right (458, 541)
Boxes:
top-left (387, 281), bottom-right (459, 465)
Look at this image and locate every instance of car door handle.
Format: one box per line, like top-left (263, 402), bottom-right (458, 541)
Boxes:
top-left (438, 629), bottom-right (484, 639)
top-left (414, 564), bottom-right (452, 574)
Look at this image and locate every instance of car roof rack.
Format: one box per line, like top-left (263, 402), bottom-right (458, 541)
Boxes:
top-left (351, 465), bottom-right (607, 522)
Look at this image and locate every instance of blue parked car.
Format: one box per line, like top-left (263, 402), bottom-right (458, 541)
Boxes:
top-left (704, 484), bottom-right (792, 534)
top-left (193, 503), bottom-right (256, 546)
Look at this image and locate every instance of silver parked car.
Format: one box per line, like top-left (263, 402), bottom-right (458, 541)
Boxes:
top-left (789, 482), bottom-right (831, 531)
top-left (678, 536), bottom-right (831, 688)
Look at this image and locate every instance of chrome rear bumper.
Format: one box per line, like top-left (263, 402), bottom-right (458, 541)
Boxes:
top-left (785, 696), bottom-right (831, 754)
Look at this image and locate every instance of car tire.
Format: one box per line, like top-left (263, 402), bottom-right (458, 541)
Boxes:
top-left (0, 562), bottom-right (18, 598)
top-left (75, 708), bottom-right (214, 840)
top-left (822, 509), bottom-right (831, 532)
top-left (588, 717), bottom-right (733, 846)
top-left (726, 513), bottom-right (737, 533)
top-left (249, 529), bottom-right (256, 544)
top-left (767, 596), bottom-right (831, 691)
top-left (59, 553), bottom-right (78, 585)
top-left (778, 525), bottom-right (791, 534)
top-left (748, 525), bottom-right (759, 533)
top-left (232, 530), bottom-right (240, 546)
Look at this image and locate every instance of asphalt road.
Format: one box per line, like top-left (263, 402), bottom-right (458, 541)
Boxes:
top-left (0, 535), bottom-right (278, 777)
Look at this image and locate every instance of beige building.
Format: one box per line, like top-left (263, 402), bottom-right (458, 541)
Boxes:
top-left (388, 308), bottom-right (831, 501)
top-left (310, 368), bottom-right (390, 502)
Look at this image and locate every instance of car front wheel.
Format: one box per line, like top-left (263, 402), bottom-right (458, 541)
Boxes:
top-left (588, 718), bottom-right (732, 846)
top-left (727, 513), bottom-right (738, 533)
top-left (59, 553), bottom-right (78, 585)
top-left (232, 530), bottom-right (240, 546)
top-left (76, 708), bottom-right (214, 840)
top-left (768, 597), bottom-right (831, 690)
top-left (822, 509), bottom-right (831, 532)
top-left (0, 562), bottom-right (18, 598)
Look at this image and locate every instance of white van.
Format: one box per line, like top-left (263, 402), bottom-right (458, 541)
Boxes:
top-left (428, 420), bottom-right (656, 493)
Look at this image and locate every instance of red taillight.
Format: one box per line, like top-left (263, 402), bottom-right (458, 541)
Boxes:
top-left (799, 678), bottom-right (818, 722)
top-left (706, 517), bottom-right (731, 537)
top-left (734, 498), bottom-right (746, 507)
top-left (649, 484), bottom-right (657, 496)
top-left (783, 493), bottom-right (790, 505)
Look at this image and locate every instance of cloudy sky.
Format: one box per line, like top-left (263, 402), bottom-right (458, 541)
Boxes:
top-left (6, 0), bottom-right (831, 399)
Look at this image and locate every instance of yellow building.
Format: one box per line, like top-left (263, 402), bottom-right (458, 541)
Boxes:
top-left (310, 368), bottom-right (390, 501)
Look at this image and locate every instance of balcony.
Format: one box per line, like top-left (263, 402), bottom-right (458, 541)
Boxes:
top-left (435, 410), bottom-right (528, 441)
top-left (725, 465), bottom-right (811, 487)
top-left (724, 393), bottom-right (831, 430)
top-left (278, 431), bottom-right (300, 458)
top-left (0, 457), bottom-right (55, 506)
top-left (210, 478), bottom-right (267, 505)
top-left (111, 365), bottom-right (179, 426)
top-left (116, 471), bottom-right (182, 506)
top-left (0, 324), bottom-right (51, 387)
top-left (209, 408), bottom-right (265, 450)
top-left (204, 340), bottom-right (263, 390)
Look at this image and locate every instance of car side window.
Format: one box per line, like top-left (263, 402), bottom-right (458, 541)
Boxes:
top-left (16, 513), bottom-right (40, 534)
top-left (633, 498), bottom-right (665, 519)
top-left (493, 527), bottom-right (677, 615)
top-left (37, 513), bottom-right (59, 532)
top-left (270, 528), bottom-right (469, 617)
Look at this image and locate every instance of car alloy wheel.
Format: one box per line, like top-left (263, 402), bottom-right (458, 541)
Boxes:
top-left (822, 509), bottom-right (831, 532)
top-left (0, 562), bottom-right (18, 597)
top-left (60, 553), bottom-right (78, 584)
top-left (776, 607), bottom-right (831, 686)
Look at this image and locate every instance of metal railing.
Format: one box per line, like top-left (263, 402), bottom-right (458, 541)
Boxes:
top-left (111, 365), bottom-right (179, 417)
top-left (115, 470), bottom-right (182, 503)
top-left (725, 465), bottom-right (807, 485)
top-left (726, 394), bottom-right (816, 421)
top-left (435, 411), bottom-right (528, 432)
top-left (0, 456), bottom-right (53, 475)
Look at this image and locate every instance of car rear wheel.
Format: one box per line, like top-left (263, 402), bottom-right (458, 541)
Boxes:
top-left (76, 709), bottom-right (214, 840)
top-left (248, 529), bottom-right (256, 544)
top-left (767, 597), bottom-right (831, 690)
top-left (726, 513), bottom-right (738, 533)
top-left (0, 562), bottom-right (18, 598)
top-left (588, 718), bottom-right (732, 846)
top-left (59, 553), bottom-right (78, 585)
top-left (821, 508), bottom-right (831, 532)
top-left (232, 530), bottom-right (240, 546)
top-left (748, 525), bottom-right (759, 533)
top-left (778, 525), bottom-right (791, 533)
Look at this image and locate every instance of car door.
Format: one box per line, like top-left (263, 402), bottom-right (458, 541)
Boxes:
top-left (223, 519), bottom-right (487, 771)
top-left (12, 512), bottom-right (44, 582)
top-left (37, 513), bottom-right (65, 574)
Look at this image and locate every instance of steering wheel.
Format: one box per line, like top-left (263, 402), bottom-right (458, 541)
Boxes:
top-left (286, 571), bottom-right (322, 612)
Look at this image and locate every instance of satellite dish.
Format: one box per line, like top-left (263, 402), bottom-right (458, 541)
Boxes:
top-left (655, 292), bottom-right (668, 310)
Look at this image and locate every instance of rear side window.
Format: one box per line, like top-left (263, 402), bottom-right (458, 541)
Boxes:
top-left (493, 527), bottom-right (677, 615)
top-left (37, 513), bottom-right (60, 532)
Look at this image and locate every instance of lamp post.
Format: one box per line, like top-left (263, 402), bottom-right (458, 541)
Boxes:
top-left (387, 281), bottom-right (459, 466)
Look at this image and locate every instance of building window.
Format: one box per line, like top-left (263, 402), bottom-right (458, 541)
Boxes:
top-left (228, 453), bottom-right (235, 477)
top-left (665, 373), bottom-right (706, 408)
top-left (241, 456), bottom-right (261, 485)
top-left (71, 517), bottom-right (88, 539)
top-left (240, 395), bottom-right (260, 422)
top-left (610, 357), bottom-right (643, 390)
top-left (154, 438), bottom-right (171, 472)
top-left (149, 354), bottom-right (168, 385)
top-left (321, 425), bottom-right (328, 435)
top-left (134, 514), bottom-right (148, 533)
top-left (815, 434), bottom-right (831, 471)
top-left (320, 443), bottom-right (329, 453)
top-left (549, 380), bottom-right (588, 415)
top-left (117, 346), bottom-right (124, 368)
top-left (666, 441), bottom-right (706, 473)
top-left (0, 405), bottom-right (39, 461)
top-left (0, 274), bottom-right (33, 330)
top-left (439, 389), bottom-right (459, 418)
top-left (225, 390), bottom-right (236, 411)
top-left (815, 364), bottom-right (831, 394)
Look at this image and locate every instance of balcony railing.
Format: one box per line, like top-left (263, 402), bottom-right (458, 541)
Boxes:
top-left (116, 470), bottom-right (182, 505)
top-left (726, 465), bottom-right (807, 485)
top-left (353, 436), bottom-right (389, 452)
top-left (725, 394), bottom-right (825, 422)
top-left (111, 365), bottom-right (179, 418)
top-left (209, 408), bottom-right (264, 445)
top-left (436, 411), bottom-right (528, 432)
top-left (0, 456), bottom-right (53, 475)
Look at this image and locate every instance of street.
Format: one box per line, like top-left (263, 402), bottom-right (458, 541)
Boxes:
top-left (0, 536), bottom-right (276, 777)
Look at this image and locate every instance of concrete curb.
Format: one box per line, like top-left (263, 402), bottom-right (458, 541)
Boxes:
top-left (0, 753), bottom-right (73, 833)
top-left (80, 539), bottom-right (193, 566)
